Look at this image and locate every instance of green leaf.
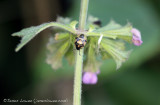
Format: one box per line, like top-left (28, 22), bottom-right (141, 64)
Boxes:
top-left (46, 32), bottom-right (76, 69)
top-left (100, 39), bottom-right (125, 60)
top-left (88, 24), bottom-right (97, 32)
top-left (54, 33), bottom-right (70, 41)
top-left (101, 38), bottom-right (132, 69)
top-left (12, 22), bottom-right (76, 52)
top-left (65, 47), bottom-right (75, 65)
top-left (69, 21), bottom-right (78, 30)
top-left (86, 32), bottom-right (117, 39)
top-left (46, 36), bottom-right (70, 69)
top-left (86, 21), bottom-right (133, 42)
top-left (96, 20), bottom-right (121, 32)
top-left (63, 34), bottom-right (76, 66)
top-left (84, 37), bottom-right (100, 72)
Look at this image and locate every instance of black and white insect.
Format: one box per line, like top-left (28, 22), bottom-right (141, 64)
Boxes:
top-left (74, 34), bottom-right (87, 50)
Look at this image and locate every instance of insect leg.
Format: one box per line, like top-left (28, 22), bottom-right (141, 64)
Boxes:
top-left (79, 50), bottom-right (81, 56)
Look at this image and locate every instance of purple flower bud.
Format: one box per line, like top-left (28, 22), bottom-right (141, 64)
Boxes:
top-left (131, 28), bottom-right (143, 46)
top-left (82, 71), bottom-right (100, 85)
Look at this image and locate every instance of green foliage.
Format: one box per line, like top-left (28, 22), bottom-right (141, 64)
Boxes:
top-left (12, 22), bottom-right (76, 52)
top-left (26, 0), bottom-right (160, 105)
top-left (12, 16), bottom-right (133, 71)
top-left (87, 21), bottom-right (133, 42)
top-left (46, 37), bottom-right (70, 69)
top-left (84, 37), bottom-right (100, 72)
top-left (100, 39), bottom-right (132, 69)
top-left (84, 17), bottom-right (133, 71)
top-left (67, 0), bottom-right (160, 74)
top-left (46, 32), bottom-right (75, 69)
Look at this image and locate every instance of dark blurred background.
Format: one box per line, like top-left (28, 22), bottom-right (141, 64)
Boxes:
top-left (0, 0), bottom-right (160, 105)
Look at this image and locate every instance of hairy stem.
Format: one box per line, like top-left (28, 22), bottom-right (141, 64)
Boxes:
top-left (73, 0), bottom-right (89, 105)
top-left (79, 0), bottom-right (89, 30)
top-left (73, 49), bottom-right (84, 105)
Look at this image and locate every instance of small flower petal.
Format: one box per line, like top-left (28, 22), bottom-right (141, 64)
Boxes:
top-left (131, 28), bottom-right (143, 46)
top-left (131, 28), bottom-right (141, 39)
top-left (82, 72), bottom-right (98, 85)
top-left (132, 36), bottom-right (143, 46)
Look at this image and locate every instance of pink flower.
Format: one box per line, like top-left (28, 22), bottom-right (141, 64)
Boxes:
top-left (131, 28), bottom-right (143, 46)
top-left (82, 70), bottom-right (100, 85)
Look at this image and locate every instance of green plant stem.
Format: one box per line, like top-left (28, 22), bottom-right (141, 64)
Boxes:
top-left (73, 49), bottom-right (84, 105)
top-left (73, 0), bottom-right (89, 105)
top-left (79, 0), bottom-right (89, 30)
